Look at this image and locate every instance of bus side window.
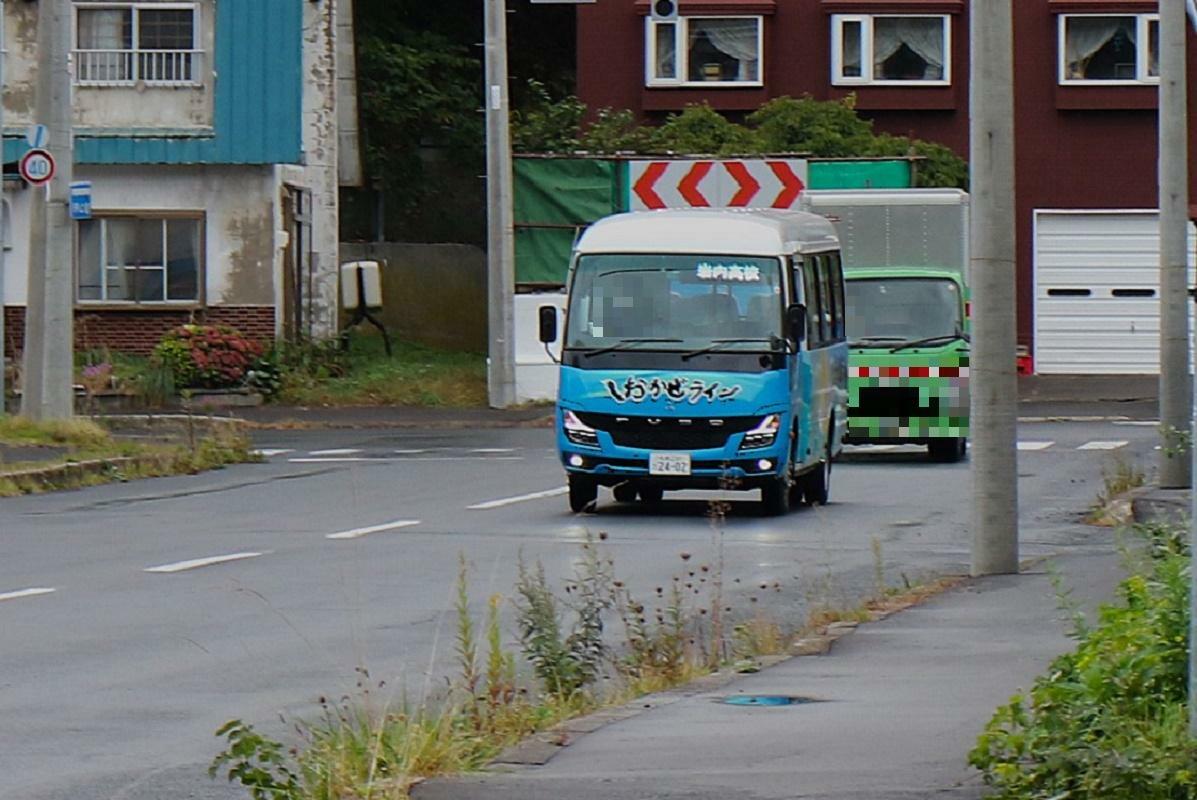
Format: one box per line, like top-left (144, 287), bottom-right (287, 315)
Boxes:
top-left (828, 252), bottom-right (846, 341)
top-left (819, 253), bottom-right (837, 343)
top-left (802, 257), bottom-right (826, 347)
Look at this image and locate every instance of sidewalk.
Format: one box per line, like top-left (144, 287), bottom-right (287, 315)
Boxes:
top-left (206, 374), bottom-right (1159, 430)
top-left (414, 538), bottom-right (1125, 800)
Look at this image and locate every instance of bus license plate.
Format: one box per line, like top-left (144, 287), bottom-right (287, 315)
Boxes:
top-left (650, 453), bottom-right (691, 476)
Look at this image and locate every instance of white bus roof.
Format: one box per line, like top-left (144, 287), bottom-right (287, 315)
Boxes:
top-left (575, 209), bottom-right (840, 257)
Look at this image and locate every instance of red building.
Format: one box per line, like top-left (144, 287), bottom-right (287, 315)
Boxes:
top-left (576, 0), bottom-right (1195, 374)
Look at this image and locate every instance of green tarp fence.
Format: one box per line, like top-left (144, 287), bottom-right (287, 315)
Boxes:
top-left (514, 155), bottom-right (913, 286)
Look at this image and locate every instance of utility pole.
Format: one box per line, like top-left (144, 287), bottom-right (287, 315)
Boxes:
top-left (969, 0), bottom-right (1019, 576)
top-left (0, 0), bottom-right (7, 418)
top-left (484, 0), bottom-right (517, 409)
top-left (1161, 0), bottom-right (1191, 490)
top-left (22, 0), bottom-right (74, 420)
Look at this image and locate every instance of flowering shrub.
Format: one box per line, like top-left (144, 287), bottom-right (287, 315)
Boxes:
top-left (152, 325), bottom-right (264, 390)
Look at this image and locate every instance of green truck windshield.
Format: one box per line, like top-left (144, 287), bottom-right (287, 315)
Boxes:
top-left (566, 254), bottom-right (784, 350)
top-left (845, 277), bottom-right (962, 345)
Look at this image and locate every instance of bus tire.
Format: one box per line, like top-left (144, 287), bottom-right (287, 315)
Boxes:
top-left (568, 476), bottom-right (598, 513)
top-left (802, 455), bottom-right (832, 506)
top-left (928, 437), bottom-right (967, 463)
top-left (613, 482), bottom-right (638, 503)
top-left (761, 477), bottom-right (792, 516)
top-left (639, 485), bottom-right (664, 504)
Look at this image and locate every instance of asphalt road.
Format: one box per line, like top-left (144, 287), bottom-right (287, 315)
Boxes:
top-left (0, 414), bottom-right (1160, 799)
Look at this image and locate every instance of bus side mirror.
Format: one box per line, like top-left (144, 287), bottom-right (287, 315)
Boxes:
top-left (538, 305), bottom-right (559, 344)
top-left (786, 304), bottom-right (807, 344)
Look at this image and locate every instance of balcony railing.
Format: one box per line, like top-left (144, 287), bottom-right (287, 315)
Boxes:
top-left (74, 49), bottom-right (204, 87)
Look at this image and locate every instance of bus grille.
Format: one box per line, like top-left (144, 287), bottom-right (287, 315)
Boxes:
top-left (575, 413), bottom-right (760, 451)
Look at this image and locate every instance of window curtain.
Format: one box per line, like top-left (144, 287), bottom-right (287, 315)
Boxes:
top-left (1064, 17), bottom-right (1133, 78)
top-left (77, 9), bottom-right (130, 49)
top-left (690, 18), bottom-right (759, 80)
top-left (873, 17), bottom-right (944, 79)
top-left (655, 22), bottom-right (677, 79)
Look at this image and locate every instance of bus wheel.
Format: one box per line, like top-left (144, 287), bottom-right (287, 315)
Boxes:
top-left (568, 476), bottom-right (598, 513)
top-left (613, 482), bottom-right (638, 503)
top-left (639, 485), bottom-right (664, 504)
top-left (760, 477), bottom-right (792, 516)
top-left (928, 437), bottom-right (967, 463)
top-left (802, 456), bottom-right (831, 506)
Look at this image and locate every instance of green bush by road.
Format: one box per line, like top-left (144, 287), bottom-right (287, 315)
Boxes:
top-left (970, 522), bottom-right (1197, 799)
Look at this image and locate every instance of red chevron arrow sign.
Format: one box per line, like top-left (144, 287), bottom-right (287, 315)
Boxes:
top-left (628, 158), bottom-right (807, 211)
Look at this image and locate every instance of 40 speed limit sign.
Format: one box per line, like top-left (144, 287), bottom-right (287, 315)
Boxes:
top-left (19, 148), bottom-right (56, 186)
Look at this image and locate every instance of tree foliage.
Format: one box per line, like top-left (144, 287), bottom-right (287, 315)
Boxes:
top-left (512, 89), bottom-right (968, 189)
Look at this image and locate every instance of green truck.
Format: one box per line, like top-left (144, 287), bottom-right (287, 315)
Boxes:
top-left (800, 189), bottom-right (970, 462)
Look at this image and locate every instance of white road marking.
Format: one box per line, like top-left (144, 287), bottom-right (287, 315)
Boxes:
top-left (254, 448), bottom-right (294, 458)
top-left (469, 486), bottom-right (569, 510)
top-left (289, 457), bottom-right (374, 463)
top-left (1078, 440), bottom-right (1129, 451)
top-left (289, 456), bottom-right (523, 464)
top-left (1112, 420), bottom-right (1160, 427)
top-left (846, 444), bottom-right (899, 452)
top-left (327, 519), bottom-right (421, 540)
top-left (393, 449), bottom-right (430, 455)
top-left (472, 448), bottom-right (516, 454)
top-left (145, 552), bottom-right (264, 574)
top-left (308, 448), bottom-right (363, 456)
top-left (1017, 441), bottom-right (1055, 451)
top-left (0, 587), bottom-right (56, 603)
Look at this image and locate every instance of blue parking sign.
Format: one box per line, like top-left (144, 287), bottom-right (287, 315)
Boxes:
top-left (69, 181), bottom-right (92, 220)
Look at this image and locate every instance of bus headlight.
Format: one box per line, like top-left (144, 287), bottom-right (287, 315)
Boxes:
top-left (740, 414), bottom-right (781, 450)
top-left (563, 409), bottom-right (599, 447)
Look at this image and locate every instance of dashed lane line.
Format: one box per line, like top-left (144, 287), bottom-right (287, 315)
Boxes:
top-left (145, 552), bottom-right (265, 574)
top-left (254, 449), bottom-right (295, 458)
top-left (327, 519), bottom-right (422, 540)
top-left (1017, 441), bottom-right (1055, 451)
top-left (288, 456), bottom-right (524, 464)
top-left (308, 448), bottom-right (364, 456)
top-left (1077, 440), bottom-right (1129, 451)
top-left (0, 587), bottom-right (56, 603)
top-left (468, 487), bottom-right (570, 510)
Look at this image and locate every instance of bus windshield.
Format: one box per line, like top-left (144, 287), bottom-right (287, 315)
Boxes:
top-left (565, 254), bottom-right (785, 351)
top-left (845, 277), bottom-right (963, 346)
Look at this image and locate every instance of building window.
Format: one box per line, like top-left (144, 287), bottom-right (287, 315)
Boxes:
top-left (77, 215), bottom-right (203, 304)
top-left (74, 3), bottom-right (201, 86)
top-left (647, 16), bottom-right (762, 86)
top-left (1059, 14), bottom-right (1159, 84)
top-left (832, 15), bottom-right (950, 85)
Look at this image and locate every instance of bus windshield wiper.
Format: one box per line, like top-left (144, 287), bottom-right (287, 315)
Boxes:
top-left (681, 337), bottom-right (783, 361)
top-left (888, 332), bottom-right (970, 353)
top-left (581, 338), bottom-right (683, 358)
top-left (849, 336), bottom-right (908, 348)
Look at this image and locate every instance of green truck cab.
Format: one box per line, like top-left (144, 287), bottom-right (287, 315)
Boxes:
top-left (800, 189), bottom-right (970, 462)
top-left (843, 267), bottom-right (969, 462)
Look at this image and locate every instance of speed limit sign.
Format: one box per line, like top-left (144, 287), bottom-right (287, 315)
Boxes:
top-left (19, 148), bottom-right (55, 186)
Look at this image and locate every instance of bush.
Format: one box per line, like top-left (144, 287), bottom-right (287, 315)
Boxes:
top-left (970, 525), bottom-right (1197, 799)
top-left (153, 325), bottom-right (264, 390)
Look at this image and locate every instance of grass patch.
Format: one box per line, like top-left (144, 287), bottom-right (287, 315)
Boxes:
top-left (275, 333), bottom-right (487, 408)
top-left (1087, 455), bottom-right (1147, 524)
top-left (0, 416), bottom-right (260, 497)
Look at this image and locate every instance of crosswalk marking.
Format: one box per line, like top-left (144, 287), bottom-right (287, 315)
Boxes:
top-left (1077, 440), bottom-right (1129, 451)
top-left (327, 519), bottom-right (421, 540)
top-left (1018, 441), bottom-right (1055, 451)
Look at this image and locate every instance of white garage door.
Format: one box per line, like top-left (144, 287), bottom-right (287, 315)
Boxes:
top-left (1034, 210), bottom-right (1196, 375)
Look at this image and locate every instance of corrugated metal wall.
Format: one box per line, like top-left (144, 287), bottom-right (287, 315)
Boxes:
top-left (4, 0), bottom-right (303, 166)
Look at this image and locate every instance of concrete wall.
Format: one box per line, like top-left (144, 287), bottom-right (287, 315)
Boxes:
top-left (4, 0), bottom-right (216, 131)
top-left (2, 164), bottom-right (280, 308)
top-left (340, 243), bottom-right (486, 352)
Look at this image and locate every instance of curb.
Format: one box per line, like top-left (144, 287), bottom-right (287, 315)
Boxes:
top-left (487, 577), bottom-right (970, 769)
top-left (235, 415), bottom-right (555, 432)
top-left (0, 455), bottom-right (154, 491)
